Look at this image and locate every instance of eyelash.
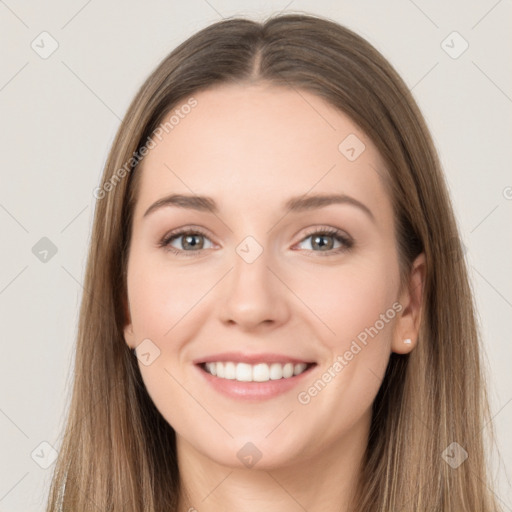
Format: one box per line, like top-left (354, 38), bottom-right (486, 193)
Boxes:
top-left (158, 225), bottom-right (354, 258)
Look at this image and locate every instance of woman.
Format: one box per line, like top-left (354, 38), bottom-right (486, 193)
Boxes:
top-left (46, 13), bottom-right (501, 511)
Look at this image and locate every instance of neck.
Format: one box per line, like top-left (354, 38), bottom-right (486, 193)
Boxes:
top-left (176, 410), bottom-right (370, 512)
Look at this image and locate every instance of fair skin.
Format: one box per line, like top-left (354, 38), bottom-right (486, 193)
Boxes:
top-left (123, 82), bottom-right (425, 512)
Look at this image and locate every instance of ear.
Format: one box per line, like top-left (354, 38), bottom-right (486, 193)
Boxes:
top-left (123, 296), bottom-right (136, 350)
top-left (391, 253), bottom-right (426, 354)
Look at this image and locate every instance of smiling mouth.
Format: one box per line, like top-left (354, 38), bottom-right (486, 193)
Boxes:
top-left (199, 361), bottom-right (316, 383)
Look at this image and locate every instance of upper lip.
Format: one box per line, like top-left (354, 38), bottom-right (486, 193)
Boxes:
top-left (193, 352), bottom-right (316, 365)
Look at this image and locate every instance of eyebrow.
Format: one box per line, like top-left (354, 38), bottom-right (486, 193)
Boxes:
top-left (143, 193), bottom-right (375, 222)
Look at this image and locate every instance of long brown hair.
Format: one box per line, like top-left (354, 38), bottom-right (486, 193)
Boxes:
top-left (45, 13), bottom-right (501, 511)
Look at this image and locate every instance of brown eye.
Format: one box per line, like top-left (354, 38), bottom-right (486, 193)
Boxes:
top-left (296, 227), bottom-right (353, 255)
top-left (159, 228), bottom-right (215, 256)
top-left (170, 233), bottom-right (208, 250)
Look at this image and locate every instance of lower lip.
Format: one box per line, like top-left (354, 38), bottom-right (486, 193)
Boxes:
top-left (195, 364), bottom-right (316, 401)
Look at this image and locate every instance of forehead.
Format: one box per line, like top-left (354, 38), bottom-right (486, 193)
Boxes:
top-left (133, 83), bottom-right (391, 222)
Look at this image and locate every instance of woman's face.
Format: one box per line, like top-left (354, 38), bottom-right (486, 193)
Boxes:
top-left (123, 83), bottom-right (423, 469)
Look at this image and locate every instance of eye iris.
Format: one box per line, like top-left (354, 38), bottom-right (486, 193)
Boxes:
top-left (182, 234), bottom-right (203, 250)
top-left (167, 230), bottom-right (345, 253)
top-left (312, 234), bottom-right (334, 251)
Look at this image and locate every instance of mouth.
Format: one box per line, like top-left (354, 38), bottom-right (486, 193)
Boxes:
top-left (198, 361), bottom-right (316, 382)
top-left (194, 354), bottom-right (317, 400)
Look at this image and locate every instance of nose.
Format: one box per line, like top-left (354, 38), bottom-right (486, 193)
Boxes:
top-left (218, 241), bottom-right (291, 332)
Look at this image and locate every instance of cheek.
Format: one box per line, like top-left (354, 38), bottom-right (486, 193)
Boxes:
top-left (290, 260), bottom-right (399, 441)
top-left (291, 258), bottom-right (399, 353)
top-left (126, 250), bottom-right (210, 339)
top-left (126, 271), bottom-right (169, 339)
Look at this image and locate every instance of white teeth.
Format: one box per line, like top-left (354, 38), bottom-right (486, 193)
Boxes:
top-left (203, 361), bottom-right (310, 382)
top-left (294, 363), bottom-right (307, 375)
top-left (224, 362), bottom-right (236, 380)
top-left (236, 363), bottom-right (252, 382)
top-left (205, 362), bottom-right (217, 376)
top-left (283, 362), bottom-right (294, 378)
top-left (269, 363), bottom-right (283, 380)
top-left (252, 363), bottom-right (270, 382)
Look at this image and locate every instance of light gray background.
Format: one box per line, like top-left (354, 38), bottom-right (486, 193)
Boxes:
top-left (0, 1), bottom-right (511, 510)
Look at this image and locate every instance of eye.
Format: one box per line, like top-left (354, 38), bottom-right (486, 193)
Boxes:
top-left (295, 227), bottom-right (353, 256)
top-left (158, 225), bottom-right (354, 257)
top-left (159, 227), bottom-right (215, 257)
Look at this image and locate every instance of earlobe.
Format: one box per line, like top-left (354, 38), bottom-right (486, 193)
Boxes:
top-left (123, 296), bottom-right (135, 349)
top-left (393, 337), bottom-right (416, 354)
top-left (124, 323), bottom-right (135, 349)
top-left (391, 253), bottom-right (426, 354)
